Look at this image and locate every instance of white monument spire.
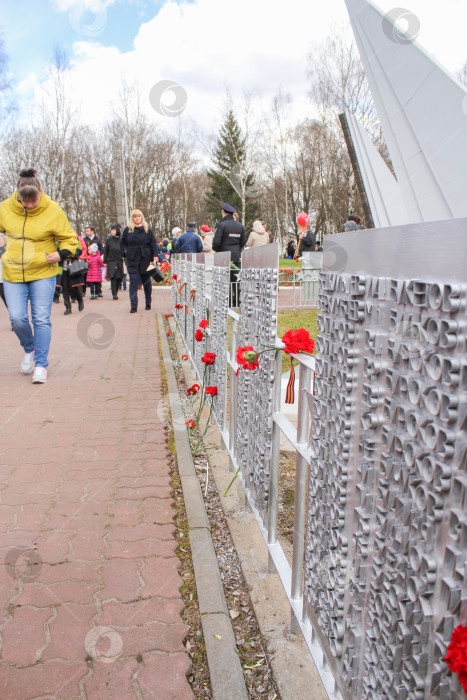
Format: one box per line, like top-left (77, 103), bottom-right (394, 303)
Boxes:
top-left (344, 0), bottom-right (467, 223)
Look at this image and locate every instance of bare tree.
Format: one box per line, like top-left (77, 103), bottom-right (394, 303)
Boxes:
top-left (308, 23), bottom-right (378, 135)
top-left (35, 46), bottom-right (80, 206)
top-left (0, 33), bottom-right (16, 131)
top-left (260, 89), bottom-right (294, 249)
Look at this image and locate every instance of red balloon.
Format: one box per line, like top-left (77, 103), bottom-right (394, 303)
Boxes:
top-left (297, 212), bottom-right (309, 227)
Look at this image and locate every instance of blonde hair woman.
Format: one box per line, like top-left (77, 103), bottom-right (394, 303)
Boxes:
top-left (128, 209), bottom-right (148, 232)
top-left (120, 209), bottom-right (159, 313)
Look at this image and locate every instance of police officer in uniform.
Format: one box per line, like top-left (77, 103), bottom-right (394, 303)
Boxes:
top-left (212, 202), bottom-right (246, 307)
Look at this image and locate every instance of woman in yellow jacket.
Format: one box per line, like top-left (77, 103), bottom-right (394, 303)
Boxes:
top-left (0, 169), bottom-right (78, 383)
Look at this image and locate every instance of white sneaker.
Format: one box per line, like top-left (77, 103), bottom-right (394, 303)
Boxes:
top-left (32, 367), bottom-right (47, 384)
top-left (21, 352), bottom-right (35, 374)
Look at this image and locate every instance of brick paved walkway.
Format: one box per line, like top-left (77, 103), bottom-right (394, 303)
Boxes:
top-left (0, 285), bottom-right (193, 699)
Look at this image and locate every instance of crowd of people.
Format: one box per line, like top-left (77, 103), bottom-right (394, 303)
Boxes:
top-left (0, 167), bottom-right (366, 384)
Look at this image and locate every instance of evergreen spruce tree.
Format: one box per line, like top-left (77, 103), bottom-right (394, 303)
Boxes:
top-left (205, 110), bottom-right (260, 229)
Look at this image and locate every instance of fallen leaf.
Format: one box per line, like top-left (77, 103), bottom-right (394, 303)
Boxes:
top-left (244, 660), bottom-right (264, 669)
top-left (229, 609), bottom-right (240, 620)
top-left (213, 634), bottom-right (222, 641)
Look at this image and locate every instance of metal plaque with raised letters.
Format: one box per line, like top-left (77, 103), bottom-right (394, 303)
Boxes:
top-left (304, 221), bottom-right (467, 699)
top-left (236, 244), bottom-right (279, 518)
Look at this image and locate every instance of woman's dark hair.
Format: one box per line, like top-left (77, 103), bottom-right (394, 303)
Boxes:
top-left (17, 168), bottom-right (42, 202)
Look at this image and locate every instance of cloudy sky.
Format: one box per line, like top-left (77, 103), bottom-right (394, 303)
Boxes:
top-left (3, 0), bottom-right (467, 133)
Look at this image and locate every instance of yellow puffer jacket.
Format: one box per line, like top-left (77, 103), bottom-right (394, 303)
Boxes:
top-left (0, 191), bottom-right (78, 283)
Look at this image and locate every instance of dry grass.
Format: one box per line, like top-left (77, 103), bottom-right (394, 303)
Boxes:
top-left (157, 318), bottom-right (212, 698)
top-left (277, 451), bottom-right (296, 549)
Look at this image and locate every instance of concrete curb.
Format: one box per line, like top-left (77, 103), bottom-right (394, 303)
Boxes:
top-left (158, 315), bottom-right (248, 700)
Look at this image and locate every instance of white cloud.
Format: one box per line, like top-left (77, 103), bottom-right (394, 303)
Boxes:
top-left (51, 0), bottom-right (117, 11)
top-left (61, 0), bottom-right (351, 132)
top-left (27, 0), bottom-right (467, 137)
top-left (17, 73), bottom-right (40, 96)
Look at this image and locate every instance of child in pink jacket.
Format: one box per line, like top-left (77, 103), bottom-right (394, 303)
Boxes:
top-left (86, 244), bottom-right (105, 298)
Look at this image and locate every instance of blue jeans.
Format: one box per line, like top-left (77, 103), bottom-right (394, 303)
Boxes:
top-left (3, 277), bottom-right (56, 368)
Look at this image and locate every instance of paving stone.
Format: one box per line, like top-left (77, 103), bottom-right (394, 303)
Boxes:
top-left (141, 499), bottom-right (175, 524)
top-left (69, 529), bottom-right (108, 560)
top-left (99, 558), bottom-right (143, 602)
top-left (116, 620), bottom-right (188, 656)
top-left (96, 597), bottom-right (185, 627)
top-left (36, 530), bottom-right (74, 564)
top-left (41, 603), bottom-right (96, 661)
top-left (106, 538), bottom-right (177, 559)
top-left (118, 475), bottom-right (172, 488)
top-left (137, 652), bottom-right (194, 699)
top-left (38, 560), bottom-right (101, 584)
top-left (139, 557), bottom-right (182, 599)
top-left (1, 607), bottom-right (53, 665)
top-left (107, 524), bottom-right (175, 542)
top-left (7, 504), bottom-right (49, 531)
top-left (116, 485), bottom-right (173, 500)
top-left (51, 500), bottom-right (110, 517)
top-left (83, 657), bottom-right (139, 698)
top-left (0, 660), bottom-right (88, 699)
top-left (16, 580), bottom-right (101, 607)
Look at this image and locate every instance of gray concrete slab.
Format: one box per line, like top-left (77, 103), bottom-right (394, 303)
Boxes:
top-left (189, 528), bottom-right (229, 616)
top-left (201, 613), bottom-right (249, 700)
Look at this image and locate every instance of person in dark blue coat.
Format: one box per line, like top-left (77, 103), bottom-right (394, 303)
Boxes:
top-left (174, 222), bottom-right (203, 254)
top-left (212, 203), bottom-right (246, 306)
top-left (120, 209), bottom-right (159, 313)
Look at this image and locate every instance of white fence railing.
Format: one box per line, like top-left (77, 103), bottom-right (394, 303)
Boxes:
top-left (171, 220), bottom-right (467, 700)
top-left (171, 246), bottom-right (337, 698)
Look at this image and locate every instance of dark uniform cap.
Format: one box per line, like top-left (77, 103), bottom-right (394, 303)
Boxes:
top-left (187, 222), bottom-right (196, 228)
top-left (221, 202), bottom-right (236, 214)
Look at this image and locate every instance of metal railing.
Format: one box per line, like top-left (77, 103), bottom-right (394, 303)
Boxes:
top-left (171, 250), bottom-right (340, 699)
top-left (229, 265), bottom-right (321, 311)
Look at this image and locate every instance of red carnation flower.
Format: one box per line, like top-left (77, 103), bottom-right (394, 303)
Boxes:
top-left (199, 319), bottom-right (208, 329)
top-left (167, 331), bottom-right (173, 336)
top-left (187, 384), bottom-right (200, 396)
top-left (181, 354), bottom-right (188, 361)
top-left (445, 625), bottom-right (467, 693)
top-left (282, 328), bottom-right (315, 355)
top-left (205, 386), bottom-right (218, 397)
top-left (175, 304), bottom-right (183, 309)
top-left (236, 346), bottom-right (259, 371)
top-left (172, 274), bottom-right (177, 280)
top-left (201, 352), bottom-right (216, 366)
top-left (186, 419), bottom-right (196, 429)
top-left (195, 329), bottom-right (204, 342)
